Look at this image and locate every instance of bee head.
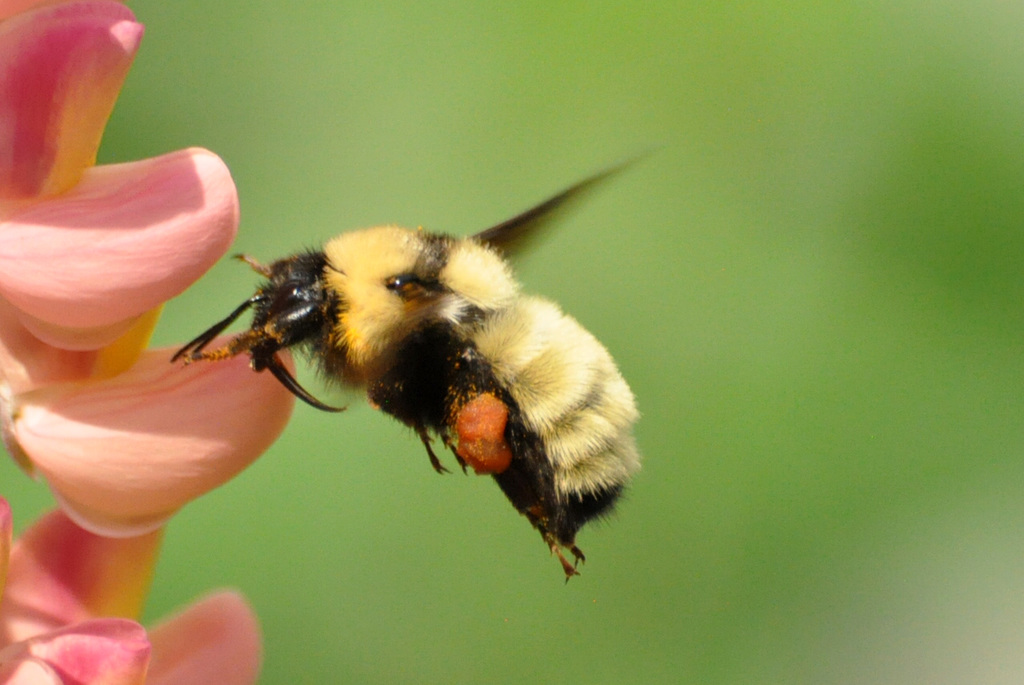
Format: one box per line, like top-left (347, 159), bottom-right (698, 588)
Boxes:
top-left (172, 250), bottom-right (342, 411)
top-left (322, 226), bottom-right (518, 377)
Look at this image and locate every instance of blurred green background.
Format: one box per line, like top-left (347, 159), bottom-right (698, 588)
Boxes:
top-left (5, 1), bottom-right (1024, 682)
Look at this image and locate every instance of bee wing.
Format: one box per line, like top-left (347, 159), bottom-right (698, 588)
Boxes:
top-left (472, 155), bottom-right (644, 256)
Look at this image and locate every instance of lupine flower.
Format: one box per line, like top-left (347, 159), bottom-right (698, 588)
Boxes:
top-left (0, 0), bottom-right (236, 352)
top-left (0, 0), bottom-right (296, 533)
top-left (0, 497), bottom-right (263, 684)
top-left (0, 2), bottom-right (297, 681)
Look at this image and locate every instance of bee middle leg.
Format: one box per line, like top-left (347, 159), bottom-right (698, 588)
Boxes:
top-left (416, 426), bottom-right (449, 474)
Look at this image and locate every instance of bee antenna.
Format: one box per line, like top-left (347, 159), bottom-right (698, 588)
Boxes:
top-left (264, 353), bottom-right (346, 413)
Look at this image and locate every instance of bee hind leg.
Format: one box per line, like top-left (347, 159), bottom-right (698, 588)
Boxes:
top-left (569, 543), bottom-right (586, 566)
top-left (550, 542), bottom-right (581, 581)
top-left (543, 532), bottom-right (583, 581)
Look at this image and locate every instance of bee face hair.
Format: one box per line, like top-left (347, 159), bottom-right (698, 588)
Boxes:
top-left (174, 162), bottom-right (642, 579)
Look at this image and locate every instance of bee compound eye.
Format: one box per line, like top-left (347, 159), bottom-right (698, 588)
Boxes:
top-left (385, 273), bottom-right (420, 292)
top-left (385, 272), bottom-right (438, 300)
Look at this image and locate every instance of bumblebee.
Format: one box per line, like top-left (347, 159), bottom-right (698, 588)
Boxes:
top-left (173, 166), bottom-right (641, 578)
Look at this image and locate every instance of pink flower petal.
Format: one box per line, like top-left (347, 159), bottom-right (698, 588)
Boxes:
top-left (0, 510), bottom-right (161, 645)
top-left (11, 343), bottom-right (295, 537)
top-left (0, 303), bottom-right (159, 476)
top-left (147, 592), bottom-right (262, 685)
top-left (15, 314), bottom-right (142, 356)
top-left (0, 297), bottom-right (97, 395)
top-left (0, 0), bottom-right (53, 24)
top-left (0, 0), bottom-right (107, 24)
top-left (0, 148), bottom-right (239, 331)
top-left (0, 1), bottom-right (143, 199)
top-left (0, 658), bottom-right (61, 685)
top-left (1, 619), bottom-right (149, 685)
